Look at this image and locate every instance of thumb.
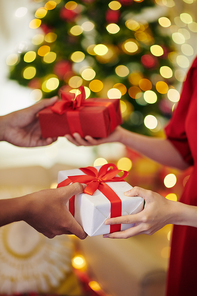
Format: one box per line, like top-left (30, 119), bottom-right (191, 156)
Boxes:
top-left (33, 96), bottom-right (58, 114)
top-left (60, 182), bottom-right (84, 201)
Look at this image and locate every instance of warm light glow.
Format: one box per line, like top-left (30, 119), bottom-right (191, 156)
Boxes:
top-left (37, 45), bottom-right (50, 57)
top-left (30, 89), bottom-right (43, 102)
top-left (150, 45), bottom-right (164, 57)
top-left (144, 90), bottom-right (157, 104)
top-left (139, 79), bottom-right (152, 91)
top-left (172, 32), bottom-right (185, 44)
top-left (35, 7), bottom-right (47, 18)
top-left (94, 44), bottom-right (108, 56)
top-left (164, 173), bottom-right (177, 188)
top-left (129, 72), bottom-right (143, 85)
top-left (45, 32), bottom-right (57, 43)
top-left (32, 34), bottom-right (45, 45)
top-left (23, 66), bottom-right (36, 79)
top-left (144, 115), bottom-right (158, 130)
top-left (108, 1), bottom-right (121, 10)
top-left (107, 88), bottom-right (121, 99)
top-left (81, 68), bottom-right (96, 81)
top-left (117, 157), bottom-right (132, 171)
top-left (72, 255), bottom-right (86, 269)
top-left (71, 51), bottom-right (85, 63)
top-left (158, 17), bottom-right (171, 27)
top-left (24, 51), bottom-right (36, 63)
top-left (176, 55), bottom-right (190, 68)
top-left (89, 281), bottom-right (101, 292)
top-left (6, 54), bottom-right (19, 66)
top-left (89, 80), bottom-right (103, 92)
top-left (43, 52), bottom-right (57, 63)
top-left (181, 44), bottom-right (194, 56)
top-left (15, 7), bottom-right (28, 18)
top-left (123, 39), bottom-right (139, 54)
top-left (156, 81), bottom-right (168, 94)
top-left (167, 89), bottom-right (180, 103)
top-left (161, 246), bottom-right (171, 259)
top-left (93, 158), bottom-right (108, 167)
top-left (125, 20), bottom-right (140, 31)
top-left (115, 65), bottom-right (129, 77)
top-left (166, 193), bottom-right (177, 202)
top-left (128, 86), bottom-right (141, 99)
top-left (46, 77), bottom-right (59, 91)
top-left (45, 1), bottom-right (57, 10)
top-left (114, 83), bottom-right (127, 95)
top-left (160, 66), bottom-right (173, 79)
top-left (70, 25), bottom-right (83, 36)
top-left (81, 21), bottom-right (94, 32)
top-left (29, 19), bottom-right (42, 29)
top-left (68, 76), bottom-right (83, 88)
top-left (106, 23), bottom-right (120, 34)
top-left (180, 12), bottom-right (193, 24)
top-left (65, 1), bottom-right (78, 10)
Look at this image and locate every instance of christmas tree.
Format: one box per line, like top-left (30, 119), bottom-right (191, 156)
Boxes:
top-left (8, 0), bottom-right (177, 135)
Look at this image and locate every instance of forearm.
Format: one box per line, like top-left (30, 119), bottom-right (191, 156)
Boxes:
top-left (119, 128), bottom-right (189, 170)
top-left (0, 197), bottom-right (27, 227)
top-left (170, 201), bottom-right (197, 228)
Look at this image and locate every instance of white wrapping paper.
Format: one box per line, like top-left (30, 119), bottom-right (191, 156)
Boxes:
top-left (58, 167), bottom-right (144, 236)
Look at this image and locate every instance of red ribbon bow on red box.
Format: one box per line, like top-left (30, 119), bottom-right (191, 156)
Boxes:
top-left (51, 85), bottom-right (85, 114)
top-left (58, 163), bottom-right (129, 233)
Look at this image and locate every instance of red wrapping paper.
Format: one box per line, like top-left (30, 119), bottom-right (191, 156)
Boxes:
top-left (38, 86), bottom-right (122, 138)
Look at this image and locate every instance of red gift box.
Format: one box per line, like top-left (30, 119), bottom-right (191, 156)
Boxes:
top-left (38, 86), bottom-right (122, 138)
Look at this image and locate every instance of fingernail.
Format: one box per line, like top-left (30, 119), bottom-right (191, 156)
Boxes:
top-left (124, 190), bottom-right (131, 196)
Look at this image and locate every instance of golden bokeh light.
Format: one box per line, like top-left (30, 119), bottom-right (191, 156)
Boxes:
top-left (72, 255), bottom-right (86, 270)
top-left (125, 20), bottom-right (140, 31)
top-left (68, 76), bottom-right (83, 88)
top-left (128, 72), bottom-right (143, 85)
top-left (115, 65), bottom-right (129, 77)
top-left (106, 23), bottom-right (120, 34)
top-left (158, 17), bottom-right (171, 27)
top-left (45, 32), bottom-right (57, 43)
top-left (70, 25), bottom-right (83, 36)
top-left (23, 66), bottom-right (36, 80)
top-left (144, 90), bottom-right (157, 104)
top-left (43, 52), bottom-right (57, 63)
top-left (181, 44), bottom-right (194, 56)
top-left (35, 7), bottom-right (47, 18)
top-left (24, 51), bottom-right (36, 63)
top-left (108, 1), bottom-right (121, 10)
top-left (160, 66), bottom-right (173, 79)
top-left (128, 86), bottom-right (141, 99)
top-left (65, 1), bottom-right (78, 10)
top-left (161, 246), bottom-right (171, 259)
top-left (176, 55), bottom-right (190, 68)
top-left (113, 83), bottom-right (127, 95)
top-left (6, 54), bottom-right (19, 66)
top-left (37, 45), bottom-right (50, 57)
top-left (117, 157), bottom-right (132, 171)
top-left (81, 68), bottom-right (96, 81)
top-left (107, 88), bottom-right (121, 99)
top-left (150, 45), bottom-right (164, 57)
top-left (144, 115), bottom-right (158, 130)
top-left (89, 79), bottom-right (103, 92)
top-left (45, 1), bottom-right (57, 10)
top-left (123, 39), bottom-right (139, 54)
top-left (89, 281), bottom-right (101, 292)
top-left (93, 158), bottom-right (108, 167)
top-left (167, 88), bottom-right (180, 103)
top-left (32, 34), bottom-right (45, 45)
top-left (180, 12), bottom-right (193, 24)
top-left (71, 51), bottom-right (85, 63)
top-left (172, 32), bottom-right (185, 44)
top-left (30, 89), bottom-right (43, 102)
top-left (81, 21), bottom-right (94, 32)
top-left (29, 19), bottom-right (42, 29)
top-left (139, 78), bottom-right (152, 91)
top-left (42, 76), bottom-right (59, 92)
top-left (156, 81), bottom-right (169, 94)
top-left (164, 173), bottom-right (177, 188)
top-left (94, 44), bottom-right (108, 56)
top-left (166, 193), bottom-right (177, 202)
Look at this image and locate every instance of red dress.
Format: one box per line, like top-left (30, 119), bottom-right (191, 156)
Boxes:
top-left (165, 56), bottom-right (197, 295)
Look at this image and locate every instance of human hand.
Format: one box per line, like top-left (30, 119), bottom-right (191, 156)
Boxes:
top-left (64, 126), bottom-right (124, 146)
top-left (103, 186), bottom-right (174, 239)
top-left (23, 182), bottom-right (87, 239)
top-left (1, 96), bottom-right (58, 147)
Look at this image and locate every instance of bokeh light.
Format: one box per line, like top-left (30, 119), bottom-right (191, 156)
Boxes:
top-left (164, 173), bottom-right (177, 188)
top-left (117, 157), bottom-right (132, 171)
top-left (93, 158), bottom-right (108, 167)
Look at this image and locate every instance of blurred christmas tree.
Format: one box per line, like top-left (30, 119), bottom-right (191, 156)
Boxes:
top-left (8, 0), bottom-right (178, 135)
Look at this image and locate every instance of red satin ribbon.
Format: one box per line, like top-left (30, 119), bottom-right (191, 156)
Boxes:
top-left (57, 163), bottom-right (129, 233)
top-left (51, 86), bottom-right (118, 137)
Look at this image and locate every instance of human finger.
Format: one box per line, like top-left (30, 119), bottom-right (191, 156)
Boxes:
top-left (105, 212), bottom-right (143, 226)
top-left (59, 182), bottom-right (84, 200)
top-left (32, 96), bottom-right (58, 114)
top-left (103, 224), bottom-right (143, 239)
top-left (124, 186), bottom-right (151, 201)
top-left (65, 134), bottom-right (82, 146)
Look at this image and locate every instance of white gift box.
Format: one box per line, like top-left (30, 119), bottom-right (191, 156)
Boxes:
top-left (58, 167), bottom-right (144, 236)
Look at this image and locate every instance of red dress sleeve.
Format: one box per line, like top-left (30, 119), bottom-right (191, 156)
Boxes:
top-left (164, 57), bottom-right (197, 166)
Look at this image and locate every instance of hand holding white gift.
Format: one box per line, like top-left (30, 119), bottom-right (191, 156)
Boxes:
top-left (58, 164), bottom-right (144, 236)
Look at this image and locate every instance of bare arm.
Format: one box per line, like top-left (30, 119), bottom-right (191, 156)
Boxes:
top-left (103, 186), bottom-right (197, 239)
top-left (0, 183), bottom-right (87, 239)
top-left (65, 126), bottom-right (189, 171)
